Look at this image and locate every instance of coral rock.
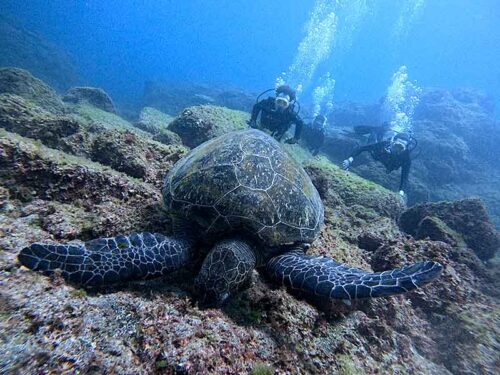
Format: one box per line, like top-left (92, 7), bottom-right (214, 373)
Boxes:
top-left (400, 198), bottom-right (500, 260)
top-left (0, 67), bottom-right (66, 113)
top-left (63, 86), bottom-right (117, 114)
top-left (168, 105), bottom-right (249, 148)
top-left (135, 106), bottom-right (174, 134)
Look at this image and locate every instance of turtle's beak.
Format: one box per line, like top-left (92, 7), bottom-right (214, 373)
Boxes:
top-left (195, 287), bottom-right (230, 308)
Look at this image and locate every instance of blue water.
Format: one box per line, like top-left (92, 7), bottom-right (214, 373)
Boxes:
top-left (2, 0), bottom-right (500, 111)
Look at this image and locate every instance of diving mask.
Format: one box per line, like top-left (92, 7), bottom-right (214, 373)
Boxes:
top-left (390, 139), bottom-right (408, 154)
top-left (275, 94), bottom-right (290, 110)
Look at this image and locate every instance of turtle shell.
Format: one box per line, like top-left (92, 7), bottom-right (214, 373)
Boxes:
top-left (163, 129), bottom-right (324, 249)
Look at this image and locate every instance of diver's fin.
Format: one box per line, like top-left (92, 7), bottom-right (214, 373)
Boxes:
top-left (266, 250), bottom-right (442, 300)
top-left (18, 233), bottom-right (192, 287)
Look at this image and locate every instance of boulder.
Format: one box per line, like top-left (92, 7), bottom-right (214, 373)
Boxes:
top-left (168, 105), bottom-right (249, 148)
top-left (0, 67), bottom-right (66, 113)
top-left (0, 94), bottom-right (80, 148)
top-left (152, 127), bottom-right (182, 146)
top-left (63, 87), bottom-right (117, 114)
top-left (135, 106), bottom-right (174, 134)
top-left (400, 198), bottom-right (500, 260)
top-left (415, 216), bottom-right (463, 247)
top-left (305, 158), bottom-right (404, 220)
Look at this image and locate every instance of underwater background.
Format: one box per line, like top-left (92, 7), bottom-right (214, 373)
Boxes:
top-left (2, 0), bottom-right (500, 108)
top-left (0, 1), bottom-right (499, 374)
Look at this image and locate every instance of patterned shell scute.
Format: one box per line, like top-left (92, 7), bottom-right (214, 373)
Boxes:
top-left (163, 129), bottom-right (324, 248)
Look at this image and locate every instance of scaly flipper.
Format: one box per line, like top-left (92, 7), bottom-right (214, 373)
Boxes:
top-left (18, 233), bottom-right (192, 287)
top-left (266, 250), bottom-right (443, 299)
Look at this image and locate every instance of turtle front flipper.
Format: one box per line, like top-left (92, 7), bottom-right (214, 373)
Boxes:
top-left (18, 233), bottom-right (192, 287)
top-left (266, 250), bottom-right (443, 300)
top-left (194, 239), bottom-right (256, 306)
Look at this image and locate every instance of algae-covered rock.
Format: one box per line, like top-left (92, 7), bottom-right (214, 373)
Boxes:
top-left (135, 106), bottom-right (174, 134)
top-left (88, 130), bottom-right (185, 180)
top-left (0, 131), bottom-right (156, 204)
top-left (303, 156), bottom-right (404, 268)
top-left (400, 198), bottom-right (500, 260)
top-left (63, 86), bottom-right (117, 114)
top-left (152, 127), bottom-right (182, 146)
top-left (168, 105), bottom-right (249, 147)
top-left (368, 237), bottom-right (499, 374)
top-left (68, 102), bottom-right (140, 132)
top-left (0, 93), bottom-right (187, 186)
top-left (0, 67), bottom-right (66, 113)
top-left (305, 157), bottom-right (404, 220)
top-left (415, 216), bottom-right (465, 247)
top-left (0, 94), bottom-right (79, 148)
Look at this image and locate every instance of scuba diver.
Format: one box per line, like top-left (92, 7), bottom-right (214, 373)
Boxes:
top-left (304, 114), bottom-right (327, 156)
top-left (249, 85), bottom-right (304, 144)
top-left (342, 133), bottom-right (417, 203)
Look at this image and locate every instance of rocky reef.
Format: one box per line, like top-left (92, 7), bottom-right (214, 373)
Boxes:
top-left (0, 70), bottom-right (499, 374)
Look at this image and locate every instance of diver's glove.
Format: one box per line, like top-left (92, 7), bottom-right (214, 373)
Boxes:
top-left (285, 137), bottom-right (298, 145)
top-left (247, 119), bottom-right (257, 128)
top-left (342, 157), bottom-right (354, 171)
top-left (399, 190), bottom-right (408, 205)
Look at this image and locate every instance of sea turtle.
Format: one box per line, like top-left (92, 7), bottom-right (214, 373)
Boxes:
top-left (18, 129), bottom-right (442, 305)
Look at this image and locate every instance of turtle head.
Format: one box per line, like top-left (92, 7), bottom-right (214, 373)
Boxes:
top-left (194, 277), bottom-right (231, 307)
top-left (194, 239), bottom-right (257, 307)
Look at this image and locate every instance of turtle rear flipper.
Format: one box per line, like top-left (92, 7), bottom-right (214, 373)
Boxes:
top-left (18, 233), bottom-right (192, 287)
top-left (266, 250), bottom-right (443, 300)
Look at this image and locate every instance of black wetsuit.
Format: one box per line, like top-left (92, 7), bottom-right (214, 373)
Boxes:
top-left (305, 124), bottom-right (325, 155)
top-left (250, 97), bottom-right (304, 140)
top-left (351, 141), bottom-right (411, 191)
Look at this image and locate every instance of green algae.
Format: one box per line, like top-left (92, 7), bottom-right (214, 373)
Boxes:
top-left (457, 308), bottom-right (500, 342)
top-left (69, 289), bottom-right (87, 299)
top-left (155, 360), bottom-right (169, 369)
top-left (224, 298), bottom-right (263, 326)
top-left (70, 103), bottom-right (141, 133)
top-left (251, 363), bottom-right (274, 375)
top-left (336, 354), bottom-right (360, 375)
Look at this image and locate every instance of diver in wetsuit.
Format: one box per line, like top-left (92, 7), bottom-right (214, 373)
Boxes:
top-left (342, 134), bottom-right (416, 203)
top-left (305, 114), bottom-right (327, 156)
top-left (249, 85), bottom-right (304, 144)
